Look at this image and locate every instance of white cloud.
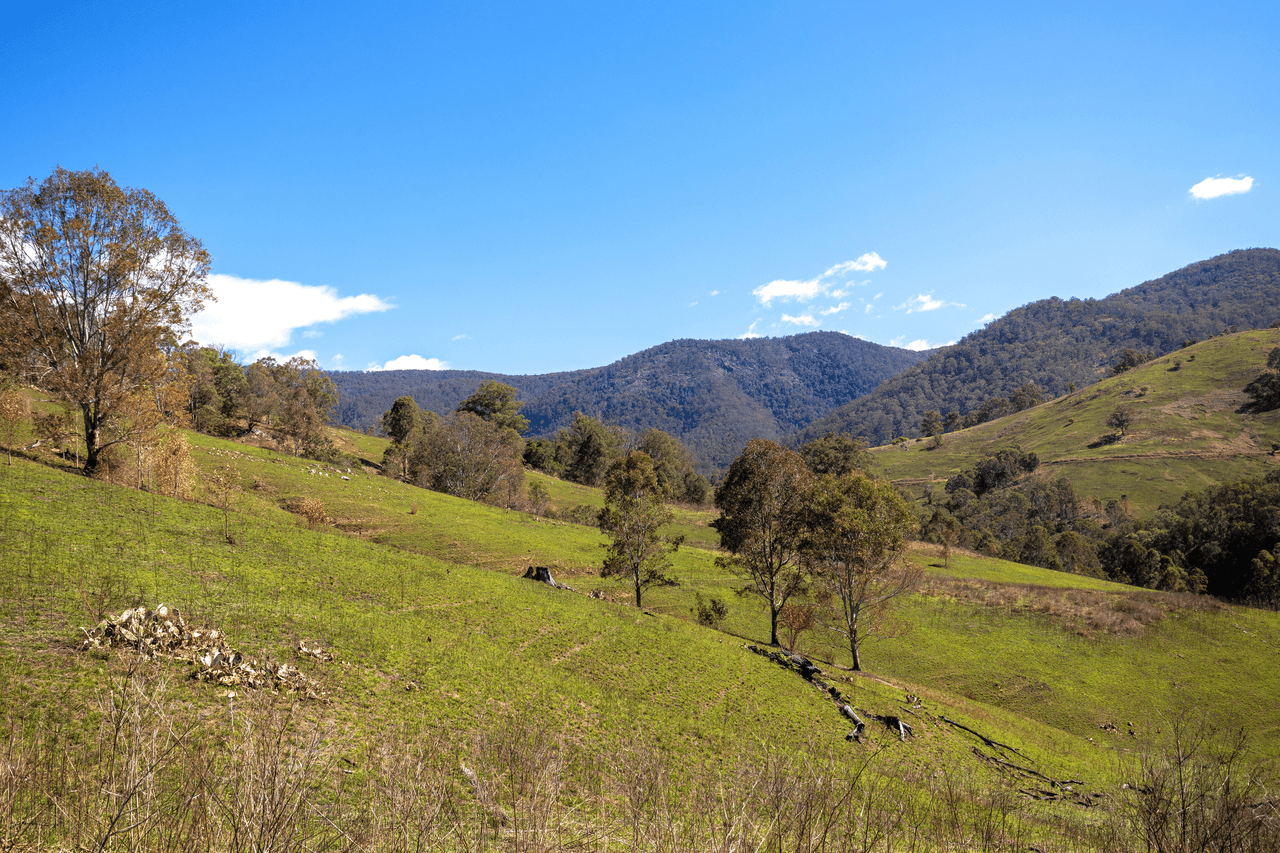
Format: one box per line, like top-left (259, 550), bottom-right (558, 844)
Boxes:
top-left (710, 290), bottom-right (721, 296)
top-left (738, 320), bottom-right (764, 339)
top-left (452, 333), bottom-right (470, 341)
top-left (189, 273), bottom-right (392, 356)
top-left (825, 252), bottom-right (887, 275)
top-left (1190, 175), bottom-right (1253, 199)
top-left (753, 254), bottom-right (886, 307)
top-left (331, 353), bottom-right (346, 369)
top-left (754, 277), bottom-right (827, 307)
top-left (977, 312), bottom-right (996, 324)
top-left (891, 337), bottom-right (955, 351)
top-left (820, 302), bottom-right (851, 316)
top-left (260, 348), bottom-right (319, 363)
top-left (368, 354), bottom-right (450, 371)
top-left (896, 293), bottom-right (965, 313)
top-left (781, 313), bottom-right (820, 326)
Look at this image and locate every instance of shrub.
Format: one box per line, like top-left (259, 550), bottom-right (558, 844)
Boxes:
top-left (692, 592), bottom-right (729, 629)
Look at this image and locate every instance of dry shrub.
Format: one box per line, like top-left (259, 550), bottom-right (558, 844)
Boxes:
top-left (286, 497), bottom-right (327, 527)
top-left (0, 384), bottom-right (30, 463)
top-left (152, 430), bottom-right (195, 499)
top-left (1119, 714), bottom-right (1280, 853)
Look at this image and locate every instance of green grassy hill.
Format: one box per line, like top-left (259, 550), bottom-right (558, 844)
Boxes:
top-left (1, 413), bottom-right (1277, 850)
top-left (872, 329), bottom-right (1280, 516)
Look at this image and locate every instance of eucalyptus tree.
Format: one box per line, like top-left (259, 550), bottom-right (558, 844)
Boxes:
top-left (598, 451), bottom-right (680, 607)
top-left (713, 439), bottom-right (815, 646)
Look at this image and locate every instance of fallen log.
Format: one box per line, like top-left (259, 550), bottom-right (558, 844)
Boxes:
top-left (942, 716), bottom-right (1028, 759)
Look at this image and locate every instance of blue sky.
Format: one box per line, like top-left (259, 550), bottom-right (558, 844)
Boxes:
top-left (4, 2), bottom-right (1275, 375)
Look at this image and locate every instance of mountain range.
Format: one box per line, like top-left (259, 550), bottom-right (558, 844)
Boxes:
top-left (331, 332), bottom-right (927, 473)
top-left (332, 247), bottom-right (1280, 474)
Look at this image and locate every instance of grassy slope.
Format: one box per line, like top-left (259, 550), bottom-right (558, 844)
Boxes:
top-left (2, 410), bottom-right (1278, 842)
top-left (872, 329), bottom-right (1280, 516)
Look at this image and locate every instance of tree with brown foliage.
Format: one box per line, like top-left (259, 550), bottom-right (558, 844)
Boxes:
top-left (0, 167), bottom-right (211, 474)
top-left (713, 439), bottom-right (815, 646)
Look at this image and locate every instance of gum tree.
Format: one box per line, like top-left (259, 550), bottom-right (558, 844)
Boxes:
top-left (713, 439), bottom-right (815, 646)
top-left (0, 167), bottom-right (211, 474)
top-left (805, 473), bottom-right (919, 671)
top-left (598, 451), bottom-right (680, 607)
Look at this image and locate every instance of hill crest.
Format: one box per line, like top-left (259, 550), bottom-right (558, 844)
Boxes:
top-left (332, 330), bottom-right (927, 473)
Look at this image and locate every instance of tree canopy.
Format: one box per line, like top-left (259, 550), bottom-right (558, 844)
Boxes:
top-left (805, 473), bottom-right (919, 671)
top-left (712, 439), bottom-right (815, 646)
top-left (456, 380), bottom-right (528, 435)
top-left (598, 451), bottom-right (679, 607)
top-left (0, 167), bottom-right (211, 473)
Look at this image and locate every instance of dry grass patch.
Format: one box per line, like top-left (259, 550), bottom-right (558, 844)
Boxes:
top-left (918, 575), bottom-right (1227, 638)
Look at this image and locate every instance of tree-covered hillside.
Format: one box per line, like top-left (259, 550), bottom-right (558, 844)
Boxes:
top-left (332, 332), bottom-right (927, 474)
top-left (798, 248), bottom-right (1280, 447)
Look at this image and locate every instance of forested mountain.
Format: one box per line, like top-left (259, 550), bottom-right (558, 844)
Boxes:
top-left (796, 248), bottom-right (1280, 447)
top-left (331, 332), bottom-right (927, 474)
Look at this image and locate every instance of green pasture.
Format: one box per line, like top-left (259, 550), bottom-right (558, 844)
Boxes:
top-left (876, 330), bottom-right (1280, 516)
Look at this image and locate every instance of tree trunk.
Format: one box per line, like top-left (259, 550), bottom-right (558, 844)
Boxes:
top-left (82, 405), bottom-right (101, 475)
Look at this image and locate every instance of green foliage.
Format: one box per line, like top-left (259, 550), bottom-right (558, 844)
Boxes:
top-left (713, 439), bottom-right (814, 646)
top-left (691, 591), bottom-right (729, 628)
top-left (598, 451), bottom-right (680, 607)
top-left (944, 447), bottom-right (1040, 497)
top-left (456, 379), bottom-right (529, 435)
top-left (805, 473), bottom-right (919, 670)
top-left (559, 411), bottom-right (626, 486)
top-left (920, 410), bottom-right (944, 438)
top-left (407, 411), bottom-right (525, 505)
top-left (1138, 470), bottom-right (1280, 605)
top-left (636, 427), bottom-right (709, 504)
top-left (1241, 347), bottom-right (1280, 413)
top-left (380, 395), bottom-right (422, 444)
top-left (1112, 348), bottom-right (1152, 375)
top-left (798, 432), bottom-right (872, 476)
top-left (1106, 406), bottom-right (1134, 435)
top-left (181, 346), bottom-right (249, 436)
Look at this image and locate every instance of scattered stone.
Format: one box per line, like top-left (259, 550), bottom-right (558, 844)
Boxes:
top-left (78, 604), bottom-right (328, 700)
top-left (297, 640), bottom-right (334, 662)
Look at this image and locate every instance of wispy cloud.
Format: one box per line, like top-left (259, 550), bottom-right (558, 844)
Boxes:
top-left (738, 320), bottom-right (764, 339)
top-left (1190, 175), bottom-right (1253, 199)
top-left (824, 253), bottom-right (887, 275)
top-left (190, 273), bottom-right (392, 357)
top-left (820, 302), bottom-right (851, 316)
top-left (891, 337), bottom-right (949, 352)
top-left (710, 290), bottom-right (721, 296)
top-left (781, 313), bottom-right (820, 326)
top-left (895, 293), bottom-right (964, 313)
top-left (976, 312), bottom-right (996, 324)
top-left (753, 253), bottom-right (886, 307)
top-left (367, 354), bottom-right (450, 371)
top-left (452, 333), bottom-right (470, 341)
